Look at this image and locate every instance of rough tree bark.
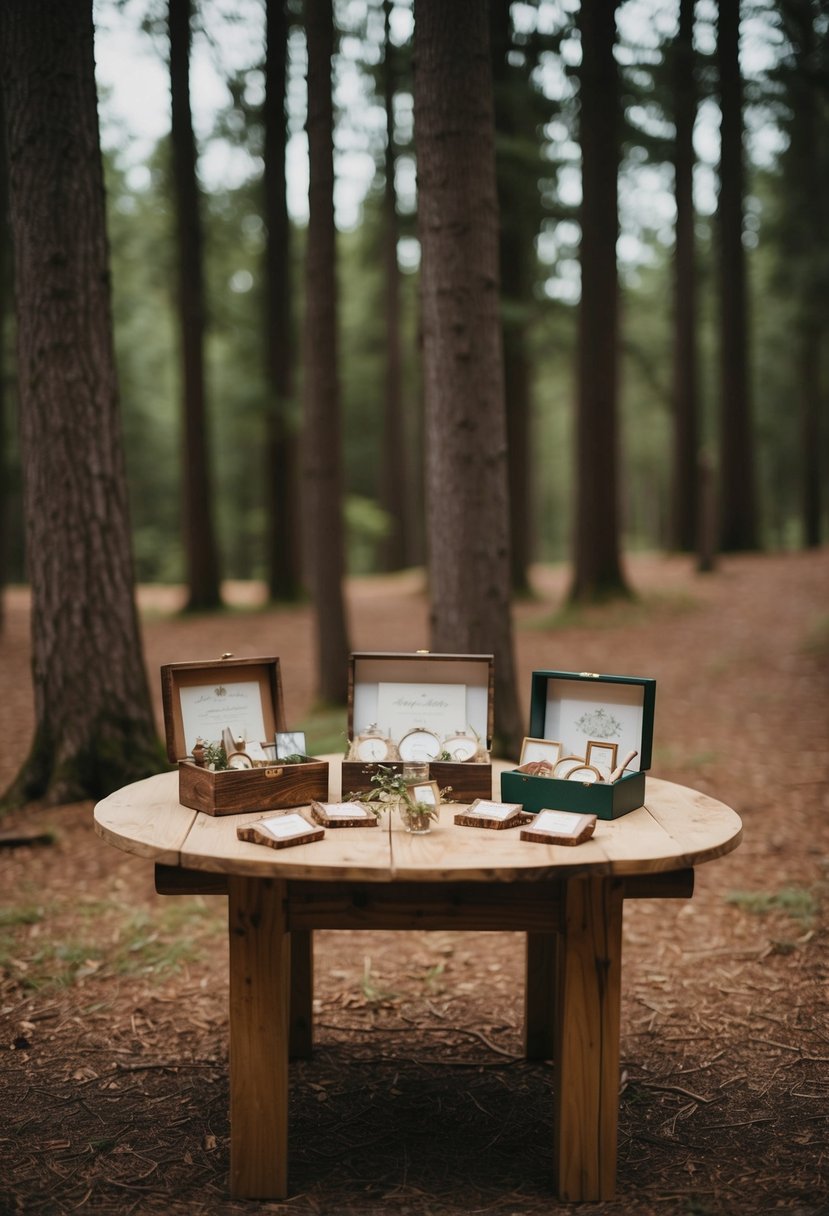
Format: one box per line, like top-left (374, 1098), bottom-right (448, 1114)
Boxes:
top-left (0, 92), bottom-right (7, 634)
top-left (670, 0), bottom-right (701, 555)
top-left (377, 0), bottom-right (410, 573)
top-left (570, 0), bottom-right (630, 601)
top-left (263, 0), bottom-right (302, 601)
top-left (169, 0), bottom-right (222, 608)
top-left (413, 0), bottom-right (522, 754)
top-left (716, 0), bottom-right (759, 552)
top-left (778, 0), bottom-right (825, 548)
top-left (490, 0), bottom-right (534, 597)
top-left (302, 0), bottom-right (350, 704)
top-left (0, 0), bottom-right (164, 807)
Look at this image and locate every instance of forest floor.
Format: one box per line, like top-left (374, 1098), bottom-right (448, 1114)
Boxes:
top-left (0, 549), bottom-right (828, 1216)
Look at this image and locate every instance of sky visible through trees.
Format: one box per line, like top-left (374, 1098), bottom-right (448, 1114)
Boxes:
top-left (93, 0), bottom-right (779, 287)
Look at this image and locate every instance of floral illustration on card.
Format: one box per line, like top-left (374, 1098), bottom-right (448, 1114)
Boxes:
top-left (575, 706), bottom-right (622, 739)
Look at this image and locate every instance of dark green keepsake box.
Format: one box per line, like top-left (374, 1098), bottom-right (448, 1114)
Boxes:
top-left (500, 670), bottom-right (656, 821)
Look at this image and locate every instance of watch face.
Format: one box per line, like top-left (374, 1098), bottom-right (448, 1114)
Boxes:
top-left (227, 751), bottom-right (253, 770)
top-left (355, 735), bottom-right (391, 762)
top-left (442, 733), bottom-right (478, 762)
top-left (397, 729), bottom-right (441, 763)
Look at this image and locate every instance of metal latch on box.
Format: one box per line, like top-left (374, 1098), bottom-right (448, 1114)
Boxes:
top-left (264, 767), bottom-right (284, 778)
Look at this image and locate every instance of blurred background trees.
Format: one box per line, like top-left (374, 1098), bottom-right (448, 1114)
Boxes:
top-left (0, 0), bottom-right (826, 598)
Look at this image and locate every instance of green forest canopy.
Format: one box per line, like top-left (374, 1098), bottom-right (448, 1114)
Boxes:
top-left (2, 0), bottom-right (826, 586)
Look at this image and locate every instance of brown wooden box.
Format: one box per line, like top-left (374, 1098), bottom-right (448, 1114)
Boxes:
top-left (342, 651), bottom-right (494, 803)
top-left (161, 656), bottom-right (329, 817)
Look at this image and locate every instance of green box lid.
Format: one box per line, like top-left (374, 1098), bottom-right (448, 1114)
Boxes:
top-left (527, 670), bottom-right (656, 773)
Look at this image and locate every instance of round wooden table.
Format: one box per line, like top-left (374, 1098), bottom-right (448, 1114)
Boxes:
top-left (94, 762), bottom-right (741, 1203)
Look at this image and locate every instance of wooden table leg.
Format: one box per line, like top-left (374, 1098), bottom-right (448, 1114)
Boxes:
top-left (228, 876), bottom-right (289, 1199)
top-left (290, 929), bottom-right (314, 1059)
top-left (553, 876), bottom-right (623, 1202)
top-left (525, 932), bottom-right (557, 1060)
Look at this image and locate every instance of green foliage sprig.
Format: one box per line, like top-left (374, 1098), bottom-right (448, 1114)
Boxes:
top-left (349, 765), bottom-right (446, 827)
top-left (203, 743), bottom-right (228, 771)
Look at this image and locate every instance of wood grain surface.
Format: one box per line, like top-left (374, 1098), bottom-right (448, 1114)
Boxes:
top-left (94, 759), bottom-right (742, 882)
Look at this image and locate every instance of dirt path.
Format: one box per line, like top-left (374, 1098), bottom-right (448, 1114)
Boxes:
top-left (1, 550), bottom-right (827, 1215)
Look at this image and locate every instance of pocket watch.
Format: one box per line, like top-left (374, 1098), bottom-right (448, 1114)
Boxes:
top-left (441, 730), bottom-right (479, 762)
top-left (227, 751), bottom-right (254, 770)
top-left (397, 727), bottom-right (442, 763)
top-left (350, 725), bottom-right (398, 763)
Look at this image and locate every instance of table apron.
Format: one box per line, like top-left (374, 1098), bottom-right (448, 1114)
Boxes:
top-left (284, 879), bottom-right (564, 933)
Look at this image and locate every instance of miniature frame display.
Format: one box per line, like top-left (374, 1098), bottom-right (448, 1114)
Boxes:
top-left (407, 779), bottom-right (441, 809)
top-left (344, 653), bottom-right (495, 802)
top-left (519, 738), bottom-right (562, 768)
top-left (276, 731), bottom-right (307, 760)
top-left (161, 657), bottom-right (329, 816)
top-left (236, 812), bottom-right (324, 850)
top-left (454, 799), bottom-right (529, 830)
top-left (520, 810), bottom-right (597, 846)
top-left (500, 670), bottom-right (656, 821)
top-left (585, 740), bottom-right (618, 781)
top-left (309, 801), bottom-right (378, 828)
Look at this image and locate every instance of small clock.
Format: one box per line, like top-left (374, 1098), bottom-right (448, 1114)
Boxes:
top-left (397, 727), bottom-right (442, 763)
top-left (441, 731), bottom-right (479, 762)
top-left (227, 751), bottom-right (254, 770)
top-left (351, 726), bottom-right (398, 763)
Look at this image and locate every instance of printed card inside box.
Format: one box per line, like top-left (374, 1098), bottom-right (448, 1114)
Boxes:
top-left (500, 670), bottom-right (656, 820)
top-left (161, 656), bottom-right (329, 816)
top-left (342, 651), bottom-right (494, 802)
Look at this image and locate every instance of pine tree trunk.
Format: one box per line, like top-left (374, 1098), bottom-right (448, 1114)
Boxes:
top-left (302, 0), bottom-right (350, 704)
top-left (0, 92), bottom-right (7, 634)
top-left (671, 0), bottom-right (700, 555)
top-left (0, 0), bottom-right (164, 807)
top-left (377, 0), bottom-right (409, 572)
top-left (169, 0), bottom-right (222, 608)
top-left (490, 0), bottom-right (533, 597)
top-left (413, 0), bottom-right (522, 754)
top-left (716, 0), bottom-right (759, 552)
top-left (783, 3), bottom-right (824, 549)
top-left (570, 1), bottom-right (630, 602)
top-left (263, 0), bottom-right (302, 601)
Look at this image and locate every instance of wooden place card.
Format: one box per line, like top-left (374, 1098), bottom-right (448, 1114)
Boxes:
top-left (520, 809), bottom-right (597, 847)
top-left (237, 812), bottom-right (324, 850)
top-left (454, 799), bottom-right (529, 830)
top-left (310, 801), bottom-right (379, 828)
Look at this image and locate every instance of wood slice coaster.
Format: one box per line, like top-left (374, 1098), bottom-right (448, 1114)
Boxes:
top-left (236, 812), bottom-right (324, 850)
top-left (454, 799), bottom-right (531, 830)
top-left (310, 801), bottom-right (379, 828)
top-left (519, 810), bottom-right (597, 847)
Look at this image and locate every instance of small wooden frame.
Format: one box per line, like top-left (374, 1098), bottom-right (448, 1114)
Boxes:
top-left (520, 810), bottom-right (597, 847)
top-left (236, 812), bottom-right (324, 850)
top-left (454, 799), bottom-right (530, 830)
top-left (309, 801), bottom-right (378, 828)
top-left (586, 740), bottom-right (618, 781)
top-left (519, 737), bottom-right (562, 767)
top-left (408, 779), bottom-right (441, 809)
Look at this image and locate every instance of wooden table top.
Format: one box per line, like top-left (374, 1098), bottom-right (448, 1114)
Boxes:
top-left (93, 759), bottom-right (742, 885)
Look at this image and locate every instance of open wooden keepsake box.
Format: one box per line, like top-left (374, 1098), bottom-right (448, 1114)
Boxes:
top-left (161, 656), bottom-right (329, 816)
top-left (342, 651), bottom-right (494, 803)
top-left (500, 669), bottom-right (656, 820)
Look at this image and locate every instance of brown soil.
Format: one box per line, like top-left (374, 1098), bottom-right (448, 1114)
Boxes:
top-left (1, 550), bottom-right (828, 1216)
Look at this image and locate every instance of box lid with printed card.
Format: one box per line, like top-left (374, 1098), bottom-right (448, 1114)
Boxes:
top-left (500, 669), bottom-right (656, 819)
